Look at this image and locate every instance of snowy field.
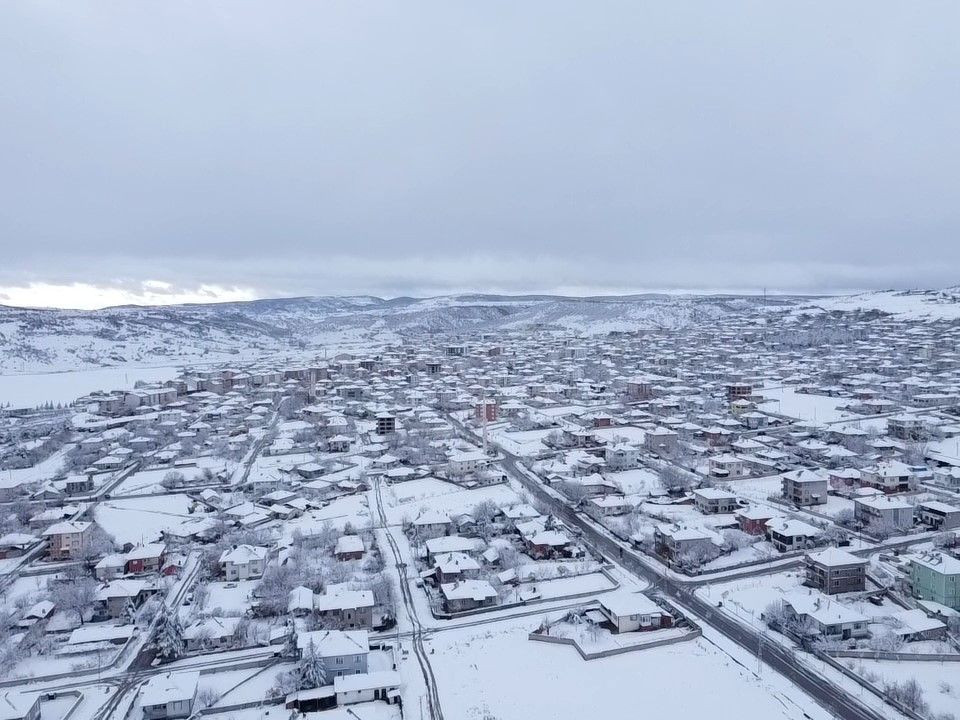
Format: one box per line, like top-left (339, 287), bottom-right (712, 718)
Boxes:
top-left (94, 493), bottom-right (194, 545)
top-left (0, 365), bottom-right (178, 408)
top-left (607, 468), bottom-right (662, 495)
top-left (846, 658), bottom-right (960, 717)
top-left (380, 481), bottom-right (523, 525)
top-left (492, 428), bottom-right (553, 456)
top-left (203, 580), bottom-right (260, 614)
top-left (591, 426), bottom-right (647, 444)
top-left (110, 459), bottom-right (226, 496)
top-left (427, 615), bottom-right (832, 720)
top-left (284, 494), bottom-right (373, 536)
top-left (758, 387), bottom-right (854, 423)
top-left (506, 571), bottom-right (615, 602)
top-left (386, 477), bottom-right (461, 505)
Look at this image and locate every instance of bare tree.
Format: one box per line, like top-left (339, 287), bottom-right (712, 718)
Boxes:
top-left (52, 577), bottom-right (98, 625)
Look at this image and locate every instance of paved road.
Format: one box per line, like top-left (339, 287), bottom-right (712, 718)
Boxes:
top-left (445, 412), bottom-right (889, 720)
top-left (372, 476), bottom-right (445, 720)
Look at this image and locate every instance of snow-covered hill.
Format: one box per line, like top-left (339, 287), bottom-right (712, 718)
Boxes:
top-left (794, 288), bottom-right (960, 321)
top-left (0, 294), bottom-right (782, 373)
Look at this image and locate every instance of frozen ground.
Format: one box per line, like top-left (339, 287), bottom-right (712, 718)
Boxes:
top-left (427, 614), bottom-right (833, 720)
top-left (94, 493), bottom-right (193, 544)
top-left (607, 468), bottom-right (663, 495)
top-left (492, 428), bottom-right (553, 456)
top-left (845, 658), bottom-right (960, 717)
top-left (759, 386), bottom-right (854, 423)
top-left (0, 366), bottom-right (179, 408)
top-left (380, 481), bottom-right (523, 526)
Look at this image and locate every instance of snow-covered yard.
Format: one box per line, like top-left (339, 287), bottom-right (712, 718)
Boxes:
top-left (427, 615), bottom-right (833, 720)
top-left (758, 387), bottom-right (854, 423)
top-left (94, 493), bottom-right (193, 544)
top-left (492, 428), bottom-right (553, 456)
top-left (203, 580), bottom-right (259, 614)
top-left (606, 467), bottom-right (662, 495)
top-left (380, 481), bottom-right (522, 526)
top-left (505, 571), bottom-right (615, 603)
top-left (844, 658), bottom-right (960, 718)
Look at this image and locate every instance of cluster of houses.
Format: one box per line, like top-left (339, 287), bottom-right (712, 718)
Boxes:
top-left (404, 501), bottom-right (585, 614)
top-left (3, 312), bottom-right (960, 717)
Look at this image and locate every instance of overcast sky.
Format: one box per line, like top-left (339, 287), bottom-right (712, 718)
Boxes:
top-left (1, 2), bottom-right (958, 309)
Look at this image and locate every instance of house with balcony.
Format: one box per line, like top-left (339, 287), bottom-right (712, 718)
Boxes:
top-left (854, 496), bottom-right (914, 533)
top-left (693, 487), bottom-right (738, 514)
top-left (780, 470), bottom-right (828, 507)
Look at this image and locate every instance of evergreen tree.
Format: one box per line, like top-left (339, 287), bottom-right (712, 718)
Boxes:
top-left (156, 611), bottom-right (185, 660)
top-left (296, 639), bottom-right (328, 689)
top-left (122, 598), bottom-right (137, 625)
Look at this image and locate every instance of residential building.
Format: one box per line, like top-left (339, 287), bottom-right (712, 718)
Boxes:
top-left (440, 579), bottom-right (498, 612)
top-left (313, 587), bottom-right (375, 630)
top-left (804, 548), bottom-right (867, 595)
top-left (598, 594), bottom-right (672, 633)
top-left (736, 507), bottom-right (775, 536)
top-left (854, 496), bottom-right (914, 533)
top-left (766, 518), bottom-right (820, 553)
top-left (654, 524), bottom-right (715, 561)
top-left (781, 592), bottom-right (869, 640)
top-left (42, 520), bottom-right (93, 561)
top-left (375, 413), bottom-right (396, 435)
top-left (334, 670), bottom-right (402, 707)
top-left (887, 415), bottom-right (925, 440)
top-left (448, 450), bottom-right (491, 476)
top-left (910, 552), bottom-right (960, 611)
top-left (780, 470), bottom-right (828, 507)
top-left (693, 487), bottom-right (738, 514)
top-left (296, 630), bottom-right (370, 680)
top-left (219, 544), bottom-right (268, 581)
top-left (140, 672), bottom-right (199, 720)
top-left (859, 460), bottom-right (914, 494)
top-left (916, 501), bottom-right (960, 531)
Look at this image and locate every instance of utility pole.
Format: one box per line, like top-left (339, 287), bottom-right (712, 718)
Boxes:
top-left (757, 630), bottom-right (763, 676)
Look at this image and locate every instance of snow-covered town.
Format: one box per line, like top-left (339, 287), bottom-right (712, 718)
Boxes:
top-left (1, 299), bottom-right (960, 720)
top-left (4, 3), bottom-right (960, 719)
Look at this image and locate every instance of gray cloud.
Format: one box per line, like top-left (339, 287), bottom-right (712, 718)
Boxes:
top-left (1, 1), bottom-right (958, 306)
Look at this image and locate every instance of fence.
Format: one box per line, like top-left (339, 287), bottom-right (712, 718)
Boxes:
top-left (826, 649), bottom-right (960, 663)
top-left (528, 624), bottom-right (700, 661)
top-left (428, 565), bottom-right (621, 620)
top-left (815, 649), bottom-right (928, 720)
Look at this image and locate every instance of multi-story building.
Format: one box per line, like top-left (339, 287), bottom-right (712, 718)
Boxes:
top-left (854, 496), bottom-right (914, 532)
top-left (42, 520), bottom-right (93, 561)
top-left (910, 552), bottom-right (960, 610)
top-left (375, 412), bottom-right (396, 435)
top-left (654, 524), bottom-right (715, 560)
top-left (887, 415), bottom-right (926, 440)
top-left (859, 460), bottom-right (914, 493)
top-left (693, 487), bottom-right (738, 514)
top-left (804, 548), bottom-right (867, 594)
top-left (781, 470), bottom-right (828, 506)
top-left (218, 544), bottom-right (268, 581)
top-left (474, 400), bottom-right (497, 423)
top-left (296, 630), bottom-right (369, 679)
